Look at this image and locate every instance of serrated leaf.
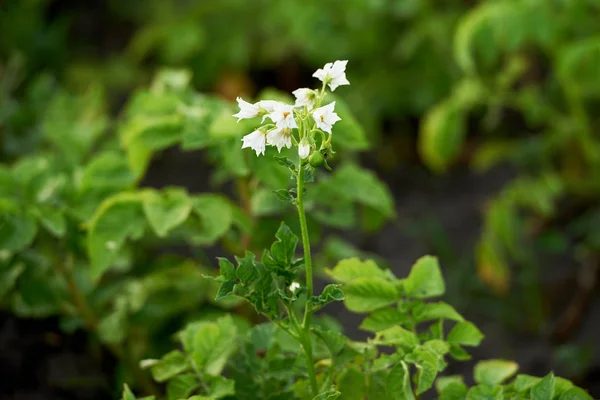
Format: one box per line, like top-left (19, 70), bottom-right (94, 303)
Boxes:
top-left (473, 360), bottom-right (518, 386)
top-left (270, 222), bottom-right (298, 266)
top-left (344, 277), bottom-right (398, 313)
top-left (447, 322), bottom-right (484, 347)
top-left (308, 284), bottom-right (345, 312)
top-left (327, 258), bottom-right (393, 283)
top-left (404, 256), bottom-right (445, 299)
top-left (236, 252), bottom-right (260, 285)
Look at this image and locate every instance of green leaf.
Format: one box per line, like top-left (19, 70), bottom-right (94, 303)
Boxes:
top-left (97, 302), bottom-right (128, 344)
top-left (313, 387), bottom-right (341, 400)
top-left (190, 316), bottom-right (237, 376)
top-left (344, 277), bottom-right (398, 313)
top-left (80, 150), bottom-right (136, 192)
top-left (34, 205), bottom-right (66, 237)
top-left (143, 188), bottom-right (192, 237)
top-left (404, 256), bottom-right (445, 299)
top-left (327, 258), bottom-right (393, 283)
top-left (187, 194), bottom-right (233, 245)
top-left (387, 361), bottom-right (415, 400)
top-left (410, 348), bottom-right (441, 394)
top-left (360, 307), bottom-right (409, 332)
top-left (373, 326), bottom-right (418, 349)
top-left (330, 164), bottom-right (394, 218)
top-left (473, 360), bottom-right (518, 386)
top-left (218, 258), bottom-right (236, 281)
top-left (530, 373), bottom-right (555, 400)
top-left (270, 222), bottom-right (298, 266)
top-left (0, 212), bottom-right (38, 252)
top-left (215, 280), bottom-right (235, 301)
top-left (412, 302), bottom-right (464, 323)
top-left (447, 322), bottom-right (484, 347)
top-left (235, 252), bottom-right (260, 285)
top-left (448, 344), bottom-right (472, 361)
top-left (149, 350), bottom-right (190, 382)
top-left (558, 387), bottom-right (594, 400)
top-left (0, 262), bottom-right (25, 300)
top-left (337, 365), bottom-right (366, 400)
top-left (86, 193), bottom-right (146, 280)
top-left (121, 384), bottom-right (136, 400)
top-left (313, 328), bottom-right (348, 356)
top-left (207, 376), bottom-right (235, 399)
top-left (419, 98), bottom-right (466, 172)
top-left (308, 284), bottom-right (345, 312)
top-left (166, 374), bottom-right (198, 400)
top-left (465, 385), bottom-right (502, 400)
top-left (513, 374), bottom-right (541, 392)
top-left (436, 376), bottom-right (468, 400)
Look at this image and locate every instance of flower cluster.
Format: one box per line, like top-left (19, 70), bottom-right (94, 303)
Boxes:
top-left (234, 60), bottom-right (349, 160)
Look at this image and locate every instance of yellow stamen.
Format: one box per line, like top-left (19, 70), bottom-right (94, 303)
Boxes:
top-left (283, 111), bottom-right (290, 118)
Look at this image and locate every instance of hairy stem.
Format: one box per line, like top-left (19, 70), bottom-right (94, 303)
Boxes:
top-left (296, 165), bottom-right (318, 396)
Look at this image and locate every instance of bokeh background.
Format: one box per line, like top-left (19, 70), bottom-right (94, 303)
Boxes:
top-left (1, 0), bottom-right (600, 398)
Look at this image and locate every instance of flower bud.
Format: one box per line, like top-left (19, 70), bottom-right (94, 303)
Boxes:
top-left (298, 139), bottom-right (310, 159)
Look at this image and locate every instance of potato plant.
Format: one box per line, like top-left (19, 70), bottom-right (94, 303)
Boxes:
top-left (123, 62), bottom-right (593, 400)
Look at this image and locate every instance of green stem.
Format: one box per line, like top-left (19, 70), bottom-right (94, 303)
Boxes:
top-left (296, 165), bottom-right (318, 396)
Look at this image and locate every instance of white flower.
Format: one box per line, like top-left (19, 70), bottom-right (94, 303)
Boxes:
top-left (233, 97), bottom-right (260, 122)
top-left (267, 128), bottom-right (292, 152)
top-left (241, 129), bottom-right (267, 156)
top-left (268, 103), bottom-right (298, 130)
top-left (257, 100), bottom-right (279, 113)
top-left (289, 282), bottom-right (300, 292)
top-left (292, 88), bottom-right (315, 109)
top-left (312, 102), bottom-right (341, 134)
top-left (313, 60), bottom-right (350, 91)
top-left (298, 139), bottom-right (311, 159)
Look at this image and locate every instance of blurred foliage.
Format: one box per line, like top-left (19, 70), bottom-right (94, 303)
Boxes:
top-left (2, 0), bottom-right (600, 396)
top-left (418, 0), bottom-right (600, 303)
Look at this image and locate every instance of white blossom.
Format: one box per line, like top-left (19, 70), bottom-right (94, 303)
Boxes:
top-left (313, 60), bottom-right (350, 91)
top-left (257, 100), bottom-right (279, 113)
top-left (267, 128), bottom-right (292, 152)
top-left (289, 282), bottom-right (300, 292)
top-left (241, 129), bottom-right (267, 156)
top-left (312, 102), bottom-right (341, 134)
top-left (298, 139), bottom-right (310, 159)
top-left (233, 97), bottom-right (260, 122)
top-left (268, 103), bottom-right (298, 130)
top-left (292, 88), bottom-right (315, 109)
